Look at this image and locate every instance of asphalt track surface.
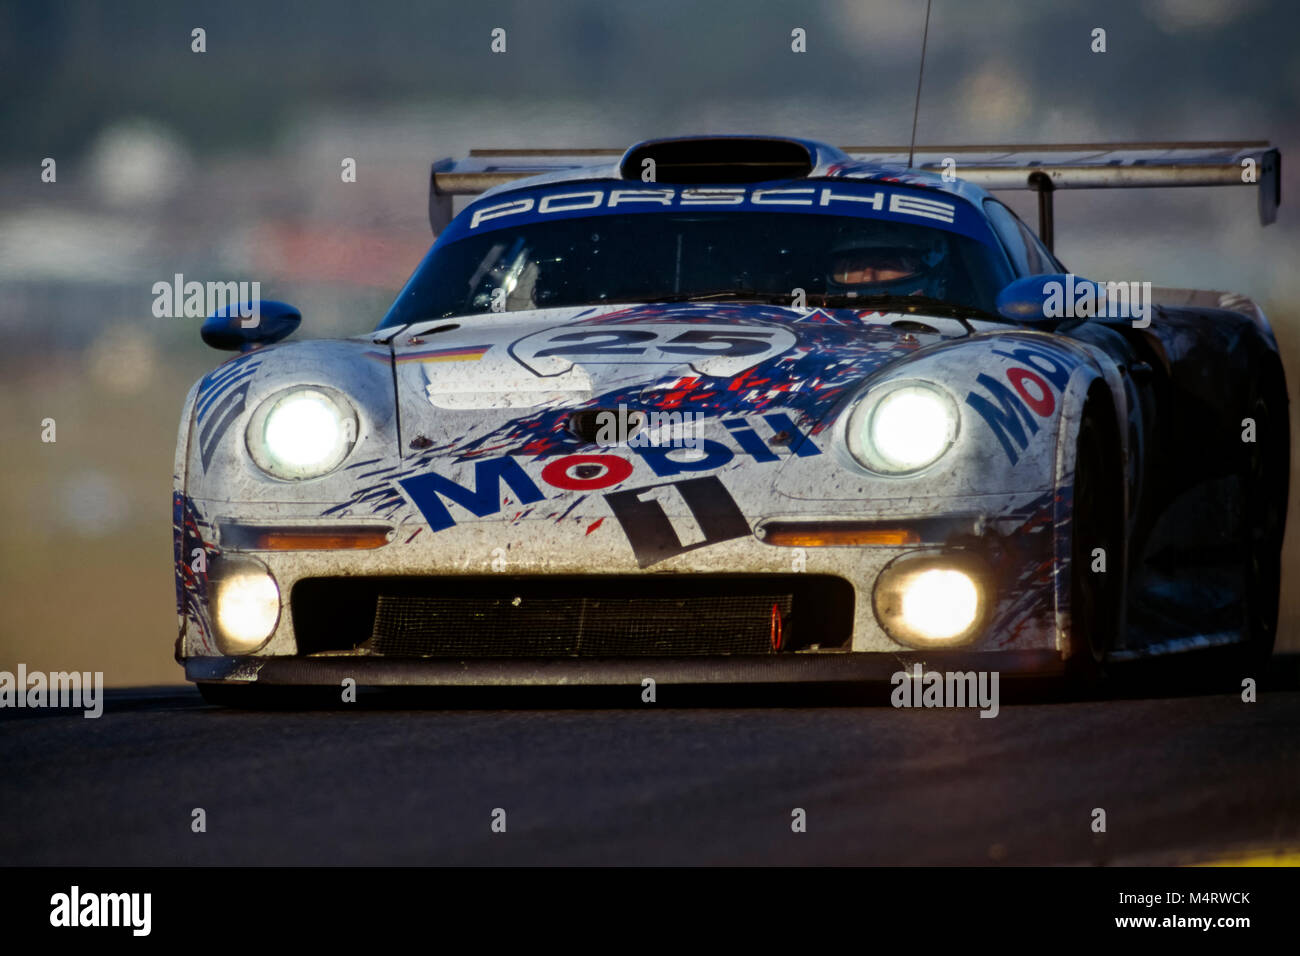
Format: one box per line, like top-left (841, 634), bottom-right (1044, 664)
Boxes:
top-left (2, 657), bottom-right (1298, 866)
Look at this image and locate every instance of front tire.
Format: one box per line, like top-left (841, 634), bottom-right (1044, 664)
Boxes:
top-left (1236, 387), bottom-right (1287, 673)
top-left (1066, 397), bottom-right (1124, 685)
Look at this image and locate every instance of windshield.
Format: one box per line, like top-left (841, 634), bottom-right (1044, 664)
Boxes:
top-left (381, 205), bottom-right (1011, 328)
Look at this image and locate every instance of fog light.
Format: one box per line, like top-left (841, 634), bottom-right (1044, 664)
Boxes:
top-left (213, 564), bottom-right (280, 654)
top-left (901, 569), bottom-right (979, 639)
top-left (873, 552), bottom-right (989, 647)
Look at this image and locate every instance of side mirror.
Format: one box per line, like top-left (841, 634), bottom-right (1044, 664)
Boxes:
top-left (996, 274), bottom-right (1105, 324)
top-left (201, 300), bottom-right (301, 352)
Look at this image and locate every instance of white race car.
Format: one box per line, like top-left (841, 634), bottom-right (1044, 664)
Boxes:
top-left (174, 135), bottom-right (1287, 703)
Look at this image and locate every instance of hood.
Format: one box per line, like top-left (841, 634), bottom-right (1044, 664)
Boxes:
top-left (387, 302), bottom-right (967, 460)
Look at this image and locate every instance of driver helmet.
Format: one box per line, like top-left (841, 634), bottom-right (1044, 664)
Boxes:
top-left (825, 225), bottom-right (950, 299)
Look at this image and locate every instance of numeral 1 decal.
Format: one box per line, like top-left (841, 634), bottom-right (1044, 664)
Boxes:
top-left (604, 475), bottom-right (750, 568)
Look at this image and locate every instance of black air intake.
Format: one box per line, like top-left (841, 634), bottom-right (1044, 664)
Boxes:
top-left (291, 575), bottom-right (855, 657)
top-left (620, 137), bottom-right (814, 184)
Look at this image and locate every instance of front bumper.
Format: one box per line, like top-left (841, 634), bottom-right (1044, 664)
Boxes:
top-left (176, 486), bottom-right (1068, 662)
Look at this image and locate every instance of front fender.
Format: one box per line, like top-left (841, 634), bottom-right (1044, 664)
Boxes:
top-left (174, 338), bottom-right (401, 656)
top-left (774, 330), bottom-right (1122, 503)
top-left (182, 338), bottom-right (401, 507)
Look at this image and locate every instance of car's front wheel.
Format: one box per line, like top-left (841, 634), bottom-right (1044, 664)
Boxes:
top-left (1066, 395), bottom-right (1124, 685)
top-left (1237, 386), bottom-right (1287, 673)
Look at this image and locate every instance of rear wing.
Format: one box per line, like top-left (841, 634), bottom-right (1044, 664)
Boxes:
top-left (429, 141), bottom-right (1280, 251)
top-left (848, 142), bottom-right (1280, 252)
top-left (429, 150), bottom-right (624, 233)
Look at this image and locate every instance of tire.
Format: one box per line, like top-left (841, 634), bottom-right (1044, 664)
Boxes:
top-left (1236, 388), bottom-right (1287, 673)
top-left (1066, 395), bottom-right (1124, 685)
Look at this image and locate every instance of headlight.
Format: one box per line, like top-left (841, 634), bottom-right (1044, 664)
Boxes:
top-left (246, 386), bottom-right (357, 480)
top-left (847, 380), bottom-right (958, 475)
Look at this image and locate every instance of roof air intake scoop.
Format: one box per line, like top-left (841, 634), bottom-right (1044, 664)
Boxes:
top-left (619, 137), bottom-right (814, 184)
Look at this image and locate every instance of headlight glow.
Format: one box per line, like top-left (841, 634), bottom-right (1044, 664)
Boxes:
top-left (213, 569), bottom-right (280, 654)
top-left (899, 568), bottom-right (980, 641)
top-left (247, 386), bottom-right (357, 480)
top-left (848, 381), bottom-right (958, 475)
top-left (873, 551), bottom-right (990, 648)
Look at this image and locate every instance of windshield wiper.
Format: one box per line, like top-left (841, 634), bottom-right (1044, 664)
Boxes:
top-left (642, 289), bottom-right (785, 304)
top-left (649, 291), bottom-right (1007, 335)
top-left (639, 290), bottom-right (1001, 324)
top-left (798, 293), bottom-right (1002, 324)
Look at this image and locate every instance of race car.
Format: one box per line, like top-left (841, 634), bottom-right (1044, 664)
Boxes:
top-left (175, 135), bottom-right (1288, 703)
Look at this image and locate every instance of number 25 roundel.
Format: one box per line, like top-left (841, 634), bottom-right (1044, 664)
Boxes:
top-left (510, 321), bottom-right (797, 377)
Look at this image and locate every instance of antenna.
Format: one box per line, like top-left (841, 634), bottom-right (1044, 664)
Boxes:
top-left (907, 0), bottom-right (933, 169)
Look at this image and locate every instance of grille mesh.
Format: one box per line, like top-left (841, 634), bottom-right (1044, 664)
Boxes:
top-left (290, 575), bottom-right (855, 658)
top-left (360, 592), bottom-right (789, 657)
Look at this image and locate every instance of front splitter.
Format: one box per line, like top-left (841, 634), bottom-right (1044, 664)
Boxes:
top-left (187, 650), bottom-right (1064, 687)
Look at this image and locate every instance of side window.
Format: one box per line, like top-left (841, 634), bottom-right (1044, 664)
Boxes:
top-left (983, 200), bottom-right (1057, 275)
top-left (1013, 216), bottom-right (1060, 274)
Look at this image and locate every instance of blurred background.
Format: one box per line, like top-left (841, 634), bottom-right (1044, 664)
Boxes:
top-left (2, 0), bottom-right (1298, 685)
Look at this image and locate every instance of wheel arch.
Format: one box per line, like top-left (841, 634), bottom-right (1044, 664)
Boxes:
top-left (1051, 354), bottom-right (1130, 660)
